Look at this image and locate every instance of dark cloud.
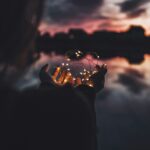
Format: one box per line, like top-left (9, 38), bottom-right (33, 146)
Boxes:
top-left (43, 0), bottom-right (104, 24)
top-left (127, 8), bottom-right (147, 18)
top-left (119, 0), bottom-right (149, 12)
top-left (124, 68), bottom-right (144, 79)
top-left (98, 21), bottom-right (112, 29)
top-left (116, 68), bottom-right (148, 94)
top-left (92, 15), bottom-right (111, 20)
top-left (118, 0), bottom-right (149, 18)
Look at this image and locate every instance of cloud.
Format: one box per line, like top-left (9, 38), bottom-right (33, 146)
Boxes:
top-left (122, 68), bottom-right (144, 79)
top-left (91, 14), bottom-right (112, 20)
top-left (43, 0), bottom-right (104, 24)
top-left (127, 8), bottom-right (147, 18)
top-left (119, 0), bottom-right (149, 12)
top-left (118, 0), bottom-right (149, 18)
top-left (116, 68), bottom-right (149, 94)
top-left (96, 65), bottom-right (150, 150)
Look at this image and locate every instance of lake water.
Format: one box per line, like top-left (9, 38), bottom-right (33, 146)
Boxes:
top-left (16, 53), bottom-right (150, 150)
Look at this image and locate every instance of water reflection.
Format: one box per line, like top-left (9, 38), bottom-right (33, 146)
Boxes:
top-left (15, 53), bottom-right (150, 150)
top-left (15, 53), bottom-right (150, 90)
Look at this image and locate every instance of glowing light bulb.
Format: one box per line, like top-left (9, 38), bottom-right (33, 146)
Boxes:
top-left (93, 71), bottom-right (98, 74)
top-left (88, 84), bottom-right (93, 87)
top-left (64, 79), bottom-right (68, 83)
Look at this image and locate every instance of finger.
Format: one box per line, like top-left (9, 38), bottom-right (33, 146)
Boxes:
top-left (103, 64), bottom-right (107, 69)
top-left (95, 64), bottom-right (107, 76)
top-left (100, 64), bottom-right (107, 68)
top-left (41, 64), bottom-right (49, 73)
top-left (95, 65), bottom-right (101, 71)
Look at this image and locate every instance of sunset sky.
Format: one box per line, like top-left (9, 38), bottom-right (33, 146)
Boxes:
top-left (39, 0), bottom-right (150, 35)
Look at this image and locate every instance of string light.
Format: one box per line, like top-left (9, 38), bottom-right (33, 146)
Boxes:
top-left (50, 50), bottom-right (103, 87)
top-left (78, 50), bottom-right (82, 54)
top-left (88, 84), bottom-right (94, 87)
top-left (92, 70), bottom-right (97, 74)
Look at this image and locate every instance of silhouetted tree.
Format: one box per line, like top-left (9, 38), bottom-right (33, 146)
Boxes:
top-left (36, 25), bottom-right (150, 64)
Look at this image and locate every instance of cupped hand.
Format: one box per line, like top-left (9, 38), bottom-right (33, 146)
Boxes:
top-left (90, 64), bottom-right (108, 93)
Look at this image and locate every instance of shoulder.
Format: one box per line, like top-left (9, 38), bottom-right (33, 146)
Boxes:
top-left (75, 85), bottom-right (96, 107)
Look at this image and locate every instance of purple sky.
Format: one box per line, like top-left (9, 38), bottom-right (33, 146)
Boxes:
top-left (39, 0), bottom-right (150, 35)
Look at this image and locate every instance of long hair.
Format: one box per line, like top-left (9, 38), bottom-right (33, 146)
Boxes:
top-left (0, 0), bottom-right (44, 67)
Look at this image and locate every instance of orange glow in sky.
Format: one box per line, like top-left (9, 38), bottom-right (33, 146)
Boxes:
top-left (40, 0), bottom-right (150, 36)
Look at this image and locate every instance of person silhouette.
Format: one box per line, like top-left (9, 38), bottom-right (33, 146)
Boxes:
top-left (0, 0), bottom-right (108, 150)
top-left (39, 63), bottom-right (107, 150)
top-left (39, 63), bottom-right (107, 100)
